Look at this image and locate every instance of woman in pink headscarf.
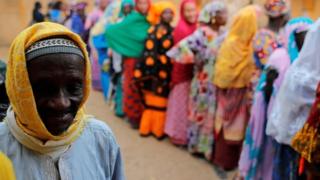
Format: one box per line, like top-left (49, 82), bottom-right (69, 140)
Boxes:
top-left (165, 0), bottom-right (198, 146)
top-left (172, 0), bottom-right (198, 44)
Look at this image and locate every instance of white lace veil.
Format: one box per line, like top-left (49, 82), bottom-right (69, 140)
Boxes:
top-left (266, 18), bottom-right (320, 145)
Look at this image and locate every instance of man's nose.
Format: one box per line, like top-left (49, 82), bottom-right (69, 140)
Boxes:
top-left (48, 89), bottom-right (71, 110)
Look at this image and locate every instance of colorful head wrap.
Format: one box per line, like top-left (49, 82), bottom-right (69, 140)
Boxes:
top-left (284, 17), bottom-right (313, 62)
top-left (122, 0), bottom-right (135, 7)
top-left (74, 1), bottom-right (88, 10)
top-left (170, 0), bottom-right (197, 86)
top-left (264, 0), bottom-right (289, 18)
top-left (105, 1), bottom-right (151, 58)
top-left (172, 0), bottom-right (198, 44)
top-left (95, 0), bottom-right (111, 6)
top-left (266, 19), bottom-right (320, 145)
top-left (5, 22), bottom-right (91, 143)
top-left (198, 1), bottom-right (226, 24)
top-left (90, 0), bottom-right (122, 38)
top-left (291, 19), bottom-right (320, 163)
top-left (214, 5), bottom-right (259, 88)
top-left (120, 0), bottom-right (135, 17)
top-left (253, 29), bottom-right (282, 69)
top-left (147, 1), bottom-right (176, 25)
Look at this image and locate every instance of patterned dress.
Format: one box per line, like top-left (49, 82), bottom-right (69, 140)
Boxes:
top-left (134, 23), bottom-right (174, 137)
top-left (238, 29), bottom-right (284, 179)
top-left (167, 26), bottom-right (225, 158)
top-left (164, 0), bottom-right (197, 146)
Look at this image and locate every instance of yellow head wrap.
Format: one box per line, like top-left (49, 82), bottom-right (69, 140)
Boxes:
top-left (6, 22), bottom-right (91, 141)
top-left (147, 1), bottom-right (177, 25)
top-left (0, 152), bottom-right (16, 180)
top-left (214, 5), bottom-right (259, 89)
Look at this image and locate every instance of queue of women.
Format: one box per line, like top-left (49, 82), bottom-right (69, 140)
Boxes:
top-left (89, 0), bottom-right (320, 178)
top-left (1, 0), bottom-right (320, 179)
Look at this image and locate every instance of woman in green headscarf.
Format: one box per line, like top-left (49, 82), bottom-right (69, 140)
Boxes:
top-left (105, 0), bottom-right (151, 128)
top-left (110, 0), bottom-right (135, 118)
top-left (106, 0), bottom-right (151, 58)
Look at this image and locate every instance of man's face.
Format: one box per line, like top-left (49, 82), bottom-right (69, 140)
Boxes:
top-left (27, 53), bottom-right (85, 136)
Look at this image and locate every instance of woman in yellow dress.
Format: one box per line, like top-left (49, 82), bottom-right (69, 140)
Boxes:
top-left (212, 5), bottom-right (261, 171)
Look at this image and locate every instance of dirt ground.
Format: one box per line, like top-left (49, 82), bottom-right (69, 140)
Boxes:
top-left (86, 90), bottom-right (233, 180)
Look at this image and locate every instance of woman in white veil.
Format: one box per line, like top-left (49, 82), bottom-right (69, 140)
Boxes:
top-left (267, 18), bottom-right (320, 145)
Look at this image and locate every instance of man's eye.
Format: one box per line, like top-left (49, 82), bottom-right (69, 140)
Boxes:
top-left (33, 84), bottom-right (54, 94)
top-left (67, 83), bottom-right (83, 94)
top-left (32, 84), bottom-right (60, 99)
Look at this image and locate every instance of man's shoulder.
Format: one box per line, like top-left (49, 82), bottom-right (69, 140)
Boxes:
top-left (81, 117), bottom-right (119, 151)
top-left (0, 122), bottom-right (10, 137)
top-left (0, 122), bottom-right (15, 152)
top-left (84, 117), bottom-right (116, 141)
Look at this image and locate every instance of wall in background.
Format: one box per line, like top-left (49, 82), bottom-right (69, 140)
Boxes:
top-left (0, 0), bottom-right (318, 53)
top-left (291, 0), bottom-right (320, 20)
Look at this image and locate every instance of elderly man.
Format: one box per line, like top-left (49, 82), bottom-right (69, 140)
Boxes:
top-left (0, 22), bottom-right (125, 180)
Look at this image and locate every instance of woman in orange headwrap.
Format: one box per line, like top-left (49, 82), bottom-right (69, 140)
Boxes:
top-left (134, 1), bottom-right (176, 139)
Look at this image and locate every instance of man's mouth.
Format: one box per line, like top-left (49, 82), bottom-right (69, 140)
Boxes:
top-left (41, 112), bottom-right (75, 134)
top-left (46, 113), bottom-right (74, 124)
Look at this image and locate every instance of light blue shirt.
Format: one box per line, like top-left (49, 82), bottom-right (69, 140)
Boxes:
top-left (0, 119), bottom-right (125, 180)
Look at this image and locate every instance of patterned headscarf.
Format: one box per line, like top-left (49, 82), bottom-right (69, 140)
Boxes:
top-left (172, 0), bottom-right (198, 44)
top-left (74, 2), bottom-right (88, 10)
top-left (214, 5), bottom-right (259, 88)
top-left (291, 20), bottom-right (320, 163)
top-left (90, 0), bottom-right (122, 37)
top-left (119, 0), bottom-right (135, 17)
top-left (266, 19), bottom-right (320, 145)
top-left (147, 1), bottom-right (176, 25)
top-left (253, 29), bottom-right (283, 70)
top-left (284, 17), bottom-right (313, 62)
top-left (264, 0), bottom-right (290, 18)
top-left (198, 1), bottom-right (226, 24)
